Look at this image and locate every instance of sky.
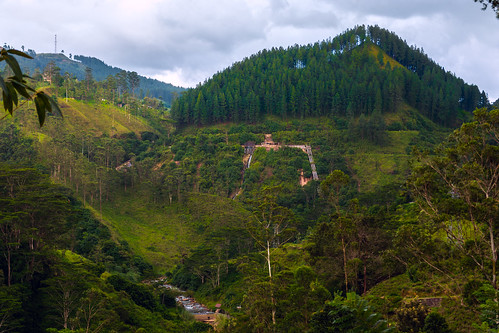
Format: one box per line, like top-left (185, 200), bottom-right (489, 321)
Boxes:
top-left (2, 0), bottom-right (498, 102)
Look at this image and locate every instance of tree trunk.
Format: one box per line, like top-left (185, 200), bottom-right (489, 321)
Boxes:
top-left (342, 236), bottom-right (348, 293)
top-left (363, 261), bottom-right (367, 295)
top-left (266, 241), bottom-right (276, 328)
top-left (217, 264), bottom-right (220, 287)
top-left (267, 241), bottom-right (272, 279)
top-left (4, 250), bottom-right (11, 287)
top-left (489, 219), bottom-right (497, 290)
top-left (99, 177), bottom-right (102, 218)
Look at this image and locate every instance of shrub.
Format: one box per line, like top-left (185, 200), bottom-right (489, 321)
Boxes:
top-left (423, 312), bottom-right (452, 333)
top-left (395, 299), bottom-right (430, 332)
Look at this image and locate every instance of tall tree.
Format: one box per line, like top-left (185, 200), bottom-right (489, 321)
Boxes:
top-left (246, 185), bottom-right (296, 328)
top-left (43, 61), bottom-right (61, 86)
top-left (320, 170), bottom-right (353, 293)
top-left (0, 165), bottom-right (71, 285)
top-left (127, 71), bottom-right (140, 97)
top-left (115, 70), bottom-right (128, 98)
top-left (84, 67), bottom-right (94, 101)
top-left (410, 108), bottom-right (499, 289)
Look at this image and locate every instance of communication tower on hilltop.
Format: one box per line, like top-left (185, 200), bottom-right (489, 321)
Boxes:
top-left (54, 34), bottom-right (57, 53)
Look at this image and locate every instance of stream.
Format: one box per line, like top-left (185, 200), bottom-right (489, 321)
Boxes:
top-left (150, 278), bottom-right (215, 317)
top-left (247, 153), bottom-right (253, 168)
top-left (175, 295), bottom-right (214, 315)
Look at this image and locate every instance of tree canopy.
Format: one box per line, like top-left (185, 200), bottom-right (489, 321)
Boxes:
top-left (171, 25), bottom-right (486, 128)
top-left (475, 0), bottom-right (499, 18)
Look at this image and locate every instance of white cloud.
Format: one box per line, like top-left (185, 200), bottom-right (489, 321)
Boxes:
top-left (1, 0), bottom-right (498, 100)
top-left (152, 68), bottom-right (197, 88)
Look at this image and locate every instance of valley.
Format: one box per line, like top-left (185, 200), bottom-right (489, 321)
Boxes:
top-left (1, 24), bottom-right (498, 332)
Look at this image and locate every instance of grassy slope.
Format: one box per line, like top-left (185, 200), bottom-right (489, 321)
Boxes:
top-left (11, 98), bottom-right (252, 272)
top-left (250, 114), bottom-right (433, 193)
top-left (346, 129), bottom-right (417, 191)
top-left (15, 97), bottom-right (153, 139)
top-left (99, 189), bottom-right (199, 271)
top-left (176, 111), bottom-right (443, 194)
top-left (58, 99), bottom-right (152, 137)
top-left (367, 43), bottom-right (406, 70)
top-left (98, 187), bottom-right (251, 272)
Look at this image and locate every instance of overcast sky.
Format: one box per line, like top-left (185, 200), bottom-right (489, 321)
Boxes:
top-left (2, 0), bottom-right (498, 101)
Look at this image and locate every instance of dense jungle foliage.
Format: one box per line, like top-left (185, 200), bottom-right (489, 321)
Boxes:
top-left (1, 26), bottom-right (499, 332)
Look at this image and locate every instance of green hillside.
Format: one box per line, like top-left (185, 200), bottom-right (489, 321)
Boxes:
top-left (1, 25), bottom-right (498, 332)
top-left (0, 99), bottom-right (203, 331)
top-left (99, 188), bottom-right (251, 270)
top-left (172, 25), bottom-right (487, 127)
top-left (2, 51), bottom-right (185, 106)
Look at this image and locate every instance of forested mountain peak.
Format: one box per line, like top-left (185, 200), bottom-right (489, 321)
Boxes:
top-left (171, 25), bottom-right (489, 127)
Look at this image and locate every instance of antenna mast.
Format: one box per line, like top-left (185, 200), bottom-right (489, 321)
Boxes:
top-left (54, 34), bottom-right (57, 53)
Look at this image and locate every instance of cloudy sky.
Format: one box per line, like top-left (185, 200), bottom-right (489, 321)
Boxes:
top-left (2, 0), bottom-right (498, 101)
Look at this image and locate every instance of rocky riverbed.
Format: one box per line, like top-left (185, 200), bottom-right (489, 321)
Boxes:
top-left (175, 295), bottom-right (214, 315)
top-left (147, 277), bottom-right (215, 317)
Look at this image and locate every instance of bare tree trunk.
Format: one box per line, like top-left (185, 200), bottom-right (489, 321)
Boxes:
top-left (342, 236), bottom-right (348, 293)
top-left (266, 241), bottom-right (276, 328)
top-left (267, 241), bottom-right (272, 279)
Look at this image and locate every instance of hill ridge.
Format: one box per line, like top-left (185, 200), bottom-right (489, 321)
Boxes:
top-left (171, 25), bottom-right (488, 127)
top-left (1, 51), bottom-right (185, 106)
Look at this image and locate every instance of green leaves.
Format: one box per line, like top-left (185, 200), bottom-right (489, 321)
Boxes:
top-left (1, 49), bottom-right (24, 81)
top-left (409, 107), bottom-right (499, 289)
top-left (0, 48), bottom-right (61, 126)
top-left (5, 48), bottom-right (33, 59)
top-left (320, 169), bottom-right (350, 209)
top-left (310, 292), bottom-right (394, 333)
top-left (33, 91), bottom-right (62, 126)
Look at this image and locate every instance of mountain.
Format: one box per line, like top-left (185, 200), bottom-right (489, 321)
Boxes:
top-left (171, 25), bottom-right (488, 127)
top-left (4, 51), bottom-right (185, 106)
top-left (2, 25), bottom-right (498, 332)
top-left (74, 55), bottom-right (185, 105)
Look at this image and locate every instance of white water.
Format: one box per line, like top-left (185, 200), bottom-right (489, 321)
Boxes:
top-left (247, 153), bottom-right (253, 168)
top-left (176, 295), bottom-right (214, 315)
top-left (155, 281), bottom-right (214, 315)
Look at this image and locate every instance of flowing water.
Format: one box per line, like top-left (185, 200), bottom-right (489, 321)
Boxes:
top-left (150, 278), bottom-right (215, 316)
